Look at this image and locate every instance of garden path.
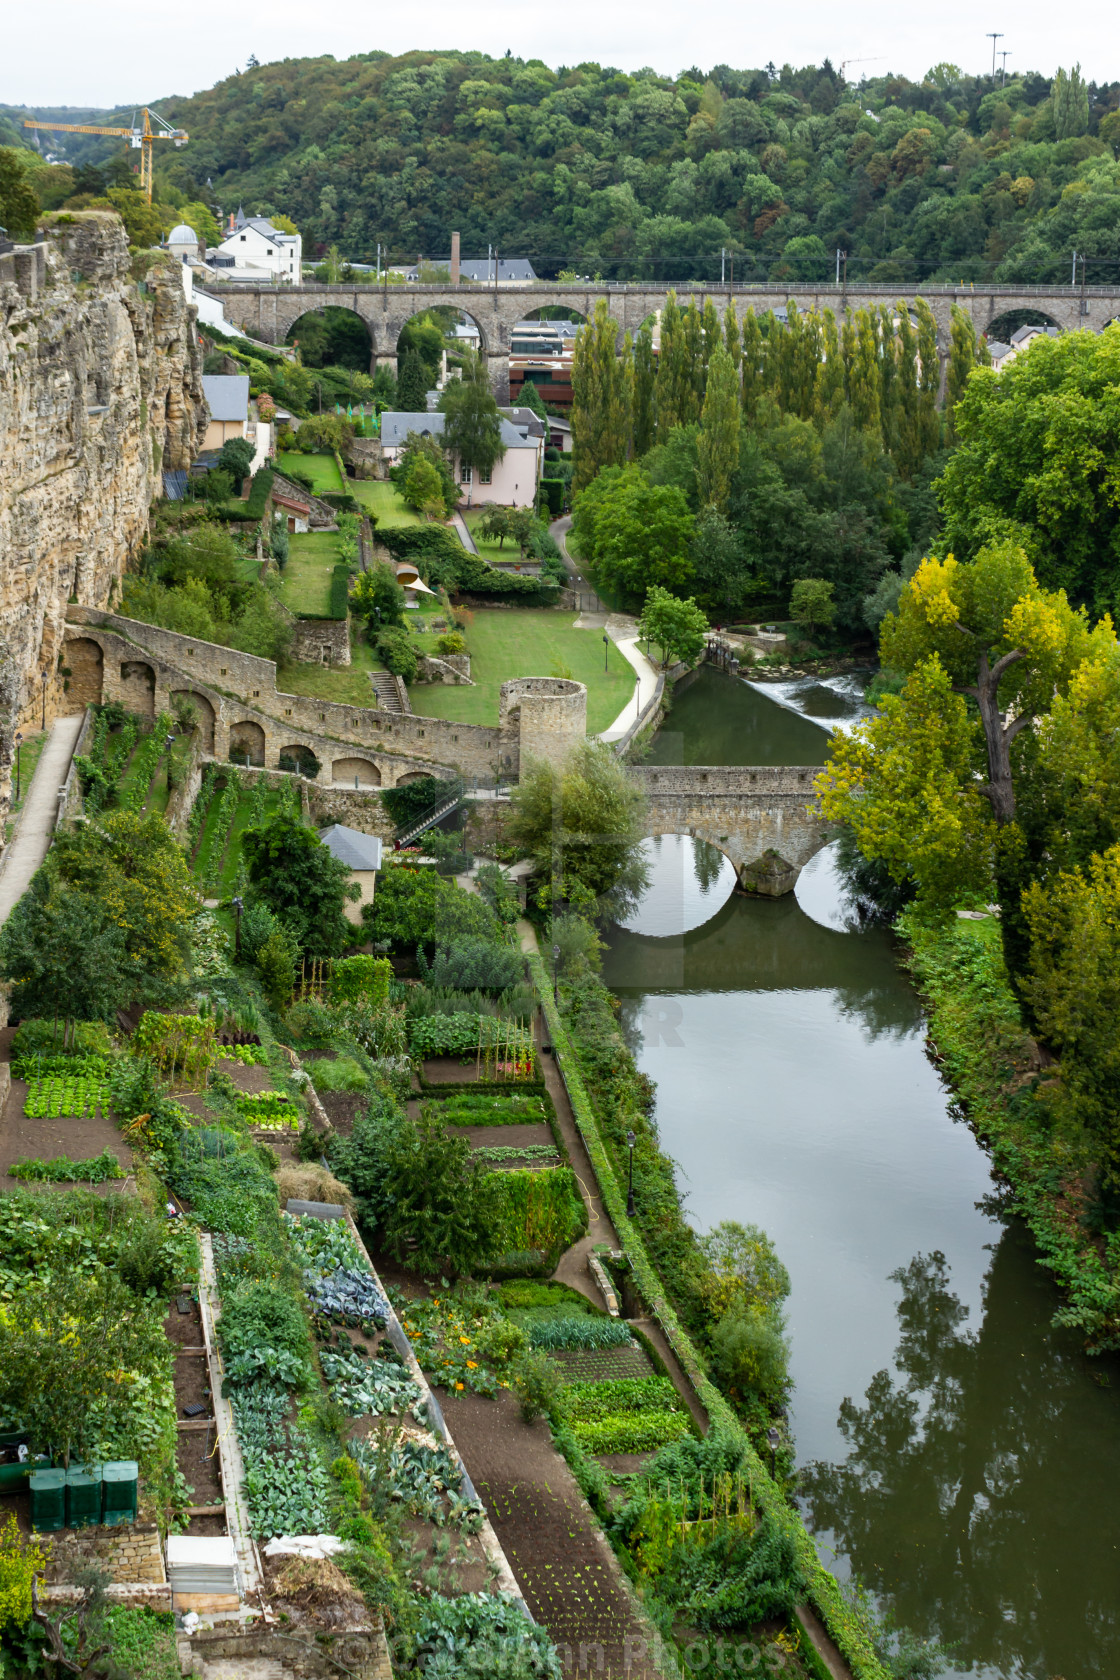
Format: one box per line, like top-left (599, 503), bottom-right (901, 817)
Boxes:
top-left (439, 1387), bottom-right (668, 1680)
top-left (451, 509), bottom-right (479, 554)
top-left (0, 714), bottom-right (83, 926)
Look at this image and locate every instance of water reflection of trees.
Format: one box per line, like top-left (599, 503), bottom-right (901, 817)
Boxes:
top-left (801, 1235), bottom-right (1120, 1677)
top-left (692, 837), bottom-right (726, 895)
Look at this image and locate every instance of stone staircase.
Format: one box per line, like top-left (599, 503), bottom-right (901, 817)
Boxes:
top-left (368, 671), bottom-right (408, 714)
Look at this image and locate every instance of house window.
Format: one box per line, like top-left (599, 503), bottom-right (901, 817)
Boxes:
top-left (460, 464), bottom-right (472, 485)
top-left (240, 235), bottom-right (247, 242)
top-left (479, 468), bottom-right (492, 486)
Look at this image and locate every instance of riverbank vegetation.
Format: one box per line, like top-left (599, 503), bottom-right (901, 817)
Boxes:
top-left (819, 325), bottom-right (1120, 1351)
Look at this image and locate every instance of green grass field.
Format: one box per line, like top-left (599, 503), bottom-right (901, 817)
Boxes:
top-left (279, 532), bottom-right (340, 615)
top-left (192, 786), bottom-right (285, 893)
top-left (462, 508), bottom-right (525, 563)
top-left (278, 451), bottom-right (344, 494)
top-left (349, 480), bottom-right (425, 527)
top-left (409, 609), bottom-right (634, 733)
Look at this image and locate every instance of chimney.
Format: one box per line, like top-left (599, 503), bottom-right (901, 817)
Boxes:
top-left (450, 231), bottom-right (460, 288)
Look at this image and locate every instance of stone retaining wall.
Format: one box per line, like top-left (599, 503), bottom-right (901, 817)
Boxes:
top-left (289, 615), bottom-right (351, 667)
top-left (44, 1522), bottom-right (165, 1587)
top-left (183, 1622), bottom-right (392, 1680)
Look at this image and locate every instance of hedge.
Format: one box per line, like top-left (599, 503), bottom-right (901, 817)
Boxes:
top-left (377, 525), bottom-right (560, 605)
top-left (524, 944), bottom-right (889, 1680)
top-left (245, 468), bottom-right (275, 520)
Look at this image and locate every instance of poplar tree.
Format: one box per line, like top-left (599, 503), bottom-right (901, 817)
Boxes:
top-left (632, 320), bottom-right (657, 458)
top-left (878, 305), bottom-right (898, 455)
top-left (655, 292), bottom-right (689, 437)
top-left (792, 310), bottom-right (822, 421)
top-left (571, 299), bottom-right (633, 493)
top-left (701, 298), bottom-right (722, 383)
top-left (773, 303), bottom-right (798, 413)
top-left (724, 305), bottom-right (742, 373)
top-left (814, 310), bottom-right (844, 424)
top-left (696, 347), bottom-right (742, 512)
top-left (915, 298), bottom-right (942, 459)
top-left (683, 301), bottom-right (704, 423)
top-left (893, 304), bottom-right (922, 479)
top-left (740, 309), bottom-right (765, 426)
top-left (846, 309), bottom-right (882, 438)
top-left (945, 305), bottom-right (984, 443)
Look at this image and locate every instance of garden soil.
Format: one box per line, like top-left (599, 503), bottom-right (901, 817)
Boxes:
top-left (439, 1387), bottom-right (666, 1679)
top-left (0, 1073), bottom-right (132, 1189)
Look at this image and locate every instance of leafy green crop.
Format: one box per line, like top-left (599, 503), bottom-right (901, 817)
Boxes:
top-left (528, 1317), bottom-right (633, 1351)
top-left (569, 1411), bottom-right (692, 1455)
top-left (10, 1149), bottom-right (125, 1184)
top-left (23, 1073), bottom-right (110, 1119)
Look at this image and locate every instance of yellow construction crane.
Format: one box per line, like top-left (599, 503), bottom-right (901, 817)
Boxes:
top-left (22, 107), bottom-right (188, 204)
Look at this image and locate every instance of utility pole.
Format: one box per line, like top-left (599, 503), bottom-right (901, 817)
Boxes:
top-left (1072, 249), bottom-right (1078, 286)
top-left (835, 247), bottom-right (842, 284)
top-left (986, 33), bottom-right (1003, 78)
top-left (375, 241), bottom-right (381, 283)
top-left (999, 50), bottom-right (1011, 84)
top-left (721, 246), bottom-right (726, 284)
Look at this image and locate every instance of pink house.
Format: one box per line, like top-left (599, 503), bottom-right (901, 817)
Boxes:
top-left (379, 410), bottom-right (544, 508)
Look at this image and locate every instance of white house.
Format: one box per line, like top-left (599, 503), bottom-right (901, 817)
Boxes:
top-left (209, 207), bottom-right (302, 284)
top-left (379, 411), bottom-right (543, 508)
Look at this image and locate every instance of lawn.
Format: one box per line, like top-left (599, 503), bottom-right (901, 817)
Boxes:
top-left (463, 508), bottom-right (526, 564)
top-left (409, 609), bottom-right (635, 734)
top-left (349, 479), bottom-right (425, 527)
top-left (279, 532), bottom-right (340, 616)
top-left (277, 451), bottom-right (344, 494)
top-left (277, 629), bottom-right (384, 707)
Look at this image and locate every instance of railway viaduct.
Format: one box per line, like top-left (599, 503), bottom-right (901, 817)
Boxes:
top-left (205, 278), bottom-right (1120, 401)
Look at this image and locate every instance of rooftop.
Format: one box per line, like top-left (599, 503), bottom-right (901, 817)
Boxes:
top-left (201, 374), bottom-right (250, 422)
top-left (402, 256), bottom-right (538, 283)
top-left (380, 411), bottom-right (541, 449)
top-left (318, 825), bottom-right (384, 872)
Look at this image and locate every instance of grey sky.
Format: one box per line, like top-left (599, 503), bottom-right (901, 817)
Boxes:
top-left (2, 0), bottom-right (1114, 109)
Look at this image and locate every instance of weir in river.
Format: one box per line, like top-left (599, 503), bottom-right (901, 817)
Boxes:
top-left (604, 665), bottom-right (1120, 1680)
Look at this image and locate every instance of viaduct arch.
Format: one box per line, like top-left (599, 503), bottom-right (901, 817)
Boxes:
top-left (204, 279), bottom-right (1120, 403)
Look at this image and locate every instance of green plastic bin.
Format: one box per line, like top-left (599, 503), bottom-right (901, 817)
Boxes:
top-left (65, 1464), bottom-right (102, 1529)
top-left (101, 1461), bottom-right (138, 1527)
top-left (29, 1469), bottom-right (67, 1532)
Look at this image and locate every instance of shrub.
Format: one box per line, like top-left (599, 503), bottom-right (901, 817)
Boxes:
top-left (488, 1167), bottom-right (586, 1265)
top-left (476, 1317), bottom-right (528, 1371)
top-left (374, 626), bottom-right (418, 682)
top-left (509, 1350), bottom-right (562, 1424)
top-left (709, 1303), bottom-right (790, 1406)
top-left (435, 630), bottom-right (467, 656)
top-left (421, 939), bottom-right (525, 993)
top-left (311, 1056), bottom-right (368, 1094)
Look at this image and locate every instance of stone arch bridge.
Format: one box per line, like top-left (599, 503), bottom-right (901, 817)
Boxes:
top-left (630, 765), bottom-right (833, 896)
top-left (206, 278), bottom-right (1120, 401)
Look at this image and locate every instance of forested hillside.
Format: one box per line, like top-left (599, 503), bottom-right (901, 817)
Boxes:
top-left (4, 52), bottom-right (1120, 280)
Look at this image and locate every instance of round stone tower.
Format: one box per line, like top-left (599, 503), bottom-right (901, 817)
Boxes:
top-left (499, 677), bottom-right (587, 775)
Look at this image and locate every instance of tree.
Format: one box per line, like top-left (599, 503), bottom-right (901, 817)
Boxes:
top-left (937, 323), bottom-right (1120, 609)
top-left (380, 1117), bottom-right (504, 1275)
top-left (571, 299), bottom-right (632, 493)
top-left (517, 378), bottom-right (550, 440)
top-left (632, 320), bottom-right (657, 458)
top-left (439, 352), bottom-right (506, 477)
top-left (691, 507), bottom-right (746, 616)
top-left (844, 309), bottom-right (881, 438)
top-left (402, 454), bottom-right (446, 519)
top-left (582, 466), bottom-right (695, 602)
top-left (507, 739), bottom-right (649, 920)
top-left (242, 813), bottom-right (359, 955)
top-left (740, 309), bottom-right (766, 425)
top-left (1024, 845), bottom-right (1120, 1185)
top-left (1052, 64), bottom-right (1089, 139)
top-left (0, 884), bottom-right (130, 1039)
top-left (943, 304), bottom-right (986, 443)
top-left (817, 657), bottom-right (998, 908)
top-left (92, 188), bottom-right (163, 249)
top-left (476, 505), bottom-right (512, 549)
top-left (217, 435), bottom-right (255, 491)
top-left (350, 563), bottom-right (406, 632)
top-left (393, 429), bottom-right (457, 514)
top-left (655, 290), bottom-right (695, 437)
top-left (879, 544), bottom-right (1107, 824)
top-left (638, 585), bottom-right (709, 666)
top-left (790, 577), bottom-right (836, 634)
top-left (0, 1271), bottom-right (168, 1466)
top-left (0, 148), bottom-right (40, 238)
top-left (695, 346), bottom-right (741, 511)
top-left (395, 348), bottom-right (430, 411)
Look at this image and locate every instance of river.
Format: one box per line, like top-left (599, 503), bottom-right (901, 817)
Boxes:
top-left (603, 665), bottom-right (1120, 1679)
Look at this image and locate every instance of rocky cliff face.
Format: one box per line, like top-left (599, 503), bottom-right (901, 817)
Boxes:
top-left (0, 211), bottom-right (206, 806)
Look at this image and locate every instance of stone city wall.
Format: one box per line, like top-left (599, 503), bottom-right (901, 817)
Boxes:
top-left (44, 1522), bottom-right (165, 1587)
top-left (288, 615), bottom-right (351, 667)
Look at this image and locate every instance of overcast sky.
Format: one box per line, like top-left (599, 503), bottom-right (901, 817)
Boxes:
top-left (3, 0), bottom-right (1116, 110)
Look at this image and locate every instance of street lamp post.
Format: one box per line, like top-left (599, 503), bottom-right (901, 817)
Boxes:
top-left (165, 734), bottom-right (176, 794)
top-left (767, 1425), bottom-right (781, 1479)
top-left (603, 632), bottom-right (610, 673)
top-left (14, 733), bottom-right (22, 803)
top-left (40, 670), bottom-right (47, 730)
top-left (232, 895), bottom-right (243, 962)
top-left (626, 1128), bottom-right (636, 1218)
top-left (552, 942), bottom-right (560, 1004)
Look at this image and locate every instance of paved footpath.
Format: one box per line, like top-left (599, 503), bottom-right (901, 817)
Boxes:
top-left (0, 715), bottom-right (83, 925)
